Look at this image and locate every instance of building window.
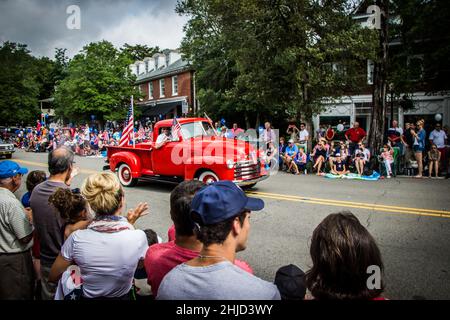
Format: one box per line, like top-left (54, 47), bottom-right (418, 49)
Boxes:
top-left (172, 76), bottom-right (178, 96)
top-left (160, 79), bottom-right (165, 97)
top-left (148, 82), bottom-right (153, 99)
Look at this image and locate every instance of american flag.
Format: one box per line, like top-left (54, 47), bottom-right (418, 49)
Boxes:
top-left (119, 99), bottom-right (134, 147)
top-left (171, 117), bottom-right (181, 140)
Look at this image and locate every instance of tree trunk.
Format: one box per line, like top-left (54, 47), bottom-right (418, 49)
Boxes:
top-left (368, 0), bottom-right (389, 155)
top-left (245, 112), bottom-right (251, 129)
top-left (255, 112), bottom-right (260, 130)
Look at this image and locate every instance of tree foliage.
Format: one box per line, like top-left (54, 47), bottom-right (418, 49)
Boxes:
top-left (0, 42), bottom-right (48, 125)
top-left (54, 41), bottom-right (139, 123)
top-left (177, 0), bottom-right (378, 128)
top-left (389, 0), bottom-right (450, 95)
top-left (121, 43), bottom-right (160, 61)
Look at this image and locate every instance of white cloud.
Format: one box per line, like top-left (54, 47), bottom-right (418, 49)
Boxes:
top-left (98, 9), bottom-right (188, 51)
top-left (0, 0), bottom-right (187, 58)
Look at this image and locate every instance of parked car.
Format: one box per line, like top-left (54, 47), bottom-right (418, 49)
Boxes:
top-left (0, 138), bottom-right (15, 159)
top-left (104, 117), bottom-right (268, 188)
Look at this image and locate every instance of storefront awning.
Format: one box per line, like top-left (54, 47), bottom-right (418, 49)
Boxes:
top-left (140, 101), bottom-right (180, 117)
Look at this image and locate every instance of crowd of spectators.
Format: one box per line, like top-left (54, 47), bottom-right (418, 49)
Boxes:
top-left (277, 120), bottom-right (449, 179)
top-left (0, 150), bottom-right (387, 300)
top-left (1, 122), bottom-right (153, 157)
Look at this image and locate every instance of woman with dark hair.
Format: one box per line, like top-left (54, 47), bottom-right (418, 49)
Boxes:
top-left (306, 211), bottom-right (385, 300)
top-left (48, 188), bottom-right (90, 241)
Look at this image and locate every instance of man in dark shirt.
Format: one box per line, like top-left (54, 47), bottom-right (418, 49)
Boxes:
top-left (403, 123), bottom-right (416, 167)
top-left (30, 147), bottom-right (77, 300)
top-left (279, 137), bottom-right (287, 170)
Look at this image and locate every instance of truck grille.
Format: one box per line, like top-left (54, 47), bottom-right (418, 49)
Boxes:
top-left (234, 160), bottom-right (260, 181)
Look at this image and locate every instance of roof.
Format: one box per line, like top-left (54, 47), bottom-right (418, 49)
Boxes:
top-left (135, 59), bottom-right (193, 84)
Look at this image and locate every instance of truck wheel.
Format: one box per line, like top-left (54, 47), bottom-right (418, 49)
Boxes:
top-left (5, 154), bottom-right (12, 159)
top-left (198, 171), bottom-right (219, 184)
top-left (117, 163), bottom-right (138, 187)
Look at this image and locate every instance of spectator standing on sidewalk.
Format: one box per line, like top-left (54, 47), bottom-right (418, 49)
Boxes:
top-left (412, 119), bottom-right (426, 178)
top-left (0, 161), bottom-right (34, 300)
top-left (345, 122), bottom-right (366, 156)
top-left (297, 123), bottom-right (310, 153)
top-left (30, 147), bottom-right (78, 300)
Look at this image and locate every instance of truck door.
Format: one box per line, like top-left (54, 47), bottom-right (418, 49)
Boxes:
top-left (151, 127), bottom-right (184, 177)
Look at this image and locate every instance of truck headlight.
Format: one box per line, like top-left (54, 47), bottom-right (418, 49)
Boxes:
top-left (226, 160), bottom-right (235, 169)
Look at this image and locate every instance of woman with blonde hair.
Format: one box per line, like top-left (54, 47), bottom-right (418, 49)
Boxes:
top-left (412, 119), bottom-right (426, 178)
top-left (48, 172), bottom-right (149, 299)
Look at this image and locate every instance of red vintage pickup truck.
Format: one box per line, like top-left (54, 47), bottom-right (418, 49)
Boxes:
top-left (104, 118), bottom-right (268, 188)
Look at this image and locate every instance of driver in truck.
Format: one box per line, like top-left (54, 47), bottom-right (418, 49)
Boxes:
top-left (155, 127), bottom-right (172, 149)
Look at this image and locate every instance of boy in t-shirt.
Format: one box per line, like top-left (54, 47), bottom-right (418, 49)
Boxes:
top-left (331, 154), bottom-right (349, 176)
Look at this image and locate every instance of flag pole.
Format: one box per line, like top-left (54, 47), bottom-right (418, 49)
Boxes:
top-left (131, 95), bottom-right (135, 148)
top-left (204, 112), bottom-right (218, 136)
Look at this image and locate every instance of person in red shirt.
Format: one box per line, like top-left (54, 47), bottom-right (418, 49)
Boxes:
top-left (144, 180), bottom-right (253, 297)
top-left (345, 122), bottom-right (366, 156)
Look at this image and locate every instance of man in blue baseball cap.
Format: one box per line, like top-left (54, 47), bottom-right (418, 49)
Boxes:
top-left (157, 180), bottom-right (281, 300)
top-left (0, 160), bottom-right (34, 299)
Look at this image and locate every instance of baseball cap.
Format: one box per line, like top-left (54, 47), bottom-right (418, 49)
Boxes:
top-left (274, 264), bottom-right (306, 300)
top-left (288, 139), bottom-right (294, 144)
top-left (0, 161), bottom-right (28, 179)
top-left (335, 153), bottom-right (341, 157)
top-left (191, 180), bottom-right (264, 225)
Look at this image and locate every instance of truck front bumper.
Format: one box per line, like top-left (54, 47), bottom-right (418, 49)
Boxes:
top-left (234, 174), bottom-right (269, 187)
top-left (0, 150), bottom-right (15, 155)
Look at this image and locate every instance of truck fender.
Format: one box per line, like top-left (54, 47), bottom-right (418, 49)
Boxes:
top-left (184, 156), bottom-right (234, 181)
top-left (109, 151), bottom-right (142, 178)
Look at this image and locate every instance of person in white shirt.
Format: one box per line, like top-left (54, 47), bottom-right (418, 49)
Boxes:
top-left (48, 173), bottom-right (149, 299)
top-left (155, 127), bottom-right (171, 149)
top-left (263, 122), bottom-right (276, 146)
top-left (354, 143), bottom-right (371, 176)
top-left (298, 123), bottom-right (309, 153)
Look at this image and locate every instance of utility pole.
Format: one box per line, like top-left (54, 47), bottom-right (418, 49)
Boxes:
top-left (368, 0), bottom-right (389, 154)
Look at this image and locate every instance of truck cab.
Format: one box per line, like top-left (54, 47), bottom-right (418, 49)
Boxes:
top-left (105, 118), bottom-right (268, 188)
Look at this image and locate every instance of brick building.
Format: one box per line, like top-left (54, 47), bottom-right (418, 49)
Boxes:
top-left (130, 49), bottom-right (196, 121)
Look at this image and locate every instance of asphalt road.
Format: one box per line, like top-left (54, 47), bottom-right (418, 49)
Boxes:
top-left (5, 150), bottom-right (450, 300)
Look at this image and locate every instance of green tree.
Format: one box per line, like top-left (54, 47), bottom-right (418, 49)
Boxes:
top-left (0, 42), bottom-right (41, 125)
top-left (177, 0), bottom-right (378, 129)
top-left (121, 43), bottom-right (160, 62)
top-left (54, 41), bottom-right (139, 124)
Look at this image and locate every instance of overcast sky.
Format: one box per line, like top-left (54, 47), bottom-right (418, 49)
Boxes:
top-left (0, 0), bottom-right (188, 58)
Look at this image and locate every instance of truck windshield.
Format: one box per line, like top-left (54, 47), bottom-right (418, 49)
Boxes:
top-left (181, 121), bottom-right (217, 139)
